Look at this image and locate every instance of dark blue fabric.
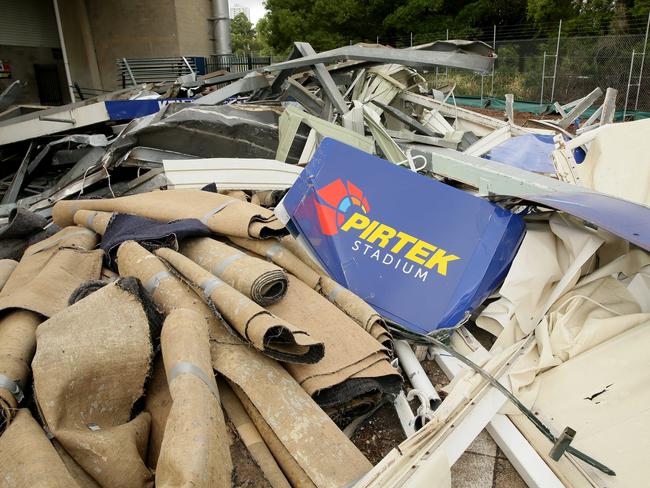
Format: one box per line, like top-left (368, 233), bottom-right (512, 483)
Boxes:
top-left (101, 213), bottom-right (212, 269)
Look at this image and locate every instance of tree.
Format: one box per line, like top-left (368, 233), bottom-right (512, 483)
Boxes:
top-left (261, 0), bottom-right (647, 52)
top-left (231, 12), bottom-right (259, 54)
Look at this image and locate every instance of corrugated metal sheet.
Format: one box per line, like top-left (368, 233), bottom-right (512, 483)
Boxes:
top-left (0, 0), bottom-right (60, 48)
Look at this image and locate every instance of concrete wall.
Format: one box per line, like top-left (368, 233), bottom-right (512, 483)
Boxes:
top-left (175, 0), bottom-right (213, 56)
top-left (0, 45), bottom-right (68, 105)
top-left (86, 0), bottom-right (181, 91)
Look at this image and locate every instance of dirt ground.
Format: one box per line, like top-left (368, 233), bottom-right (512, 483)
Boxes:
top-left (469, 105), bottom-right (563, 129)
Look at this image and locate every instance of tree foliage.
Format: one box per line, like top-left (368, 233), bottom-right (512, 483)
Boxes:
top-left (260, 0), bottom-right (649, 52)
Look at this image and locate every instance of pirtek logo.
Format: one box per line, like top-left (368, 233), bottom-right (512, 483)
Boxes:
top-left (314, 179), bottom-right (369, 236)
top-left (314, 179), bottom-right (461, 276)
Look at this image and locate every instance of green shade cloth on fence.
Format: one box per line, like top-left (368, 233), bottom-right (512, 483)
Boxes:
top-left (451, 95), bottom-right (650, 121)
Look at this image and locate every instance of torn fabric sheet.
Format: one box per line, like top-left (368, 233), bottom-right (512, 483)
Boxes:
top-left (100, 213), bottom-right (212, 268)
top-left (574, 118), bottom-right (650, 206)
top-left (477, 213), bottom-right (650, 404)
top-left (278, 138), bottom-right (525, 333)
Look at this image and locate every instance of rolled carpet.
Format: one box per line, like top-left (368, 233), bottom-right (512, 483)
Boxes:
top-left (229, 237), bottom-right (392, 347)
top-left (218, 379), bottom-right (291, 488)
top-left (156, 308), bottom-right (232, 488)
top-left (0, 311), bottom-right (41, 435)
top-left (53, 189), bottom-right (286, 239)
top-left (0, 259), bottom-right (17, 291)
top-left (32, 278), bottom-right (159, 488)
top-left (268, 275), bottom-right (402, 419)
top-left (115, 242), bottom-right (373, 488)
top-left (0, 409), bottom-right (80, 487)
top-left (181, 237), bottom-right (287, 306)
top-left (0, 226), bottom-right (102, 318)
top-left (155, 247), bottom-right (323, 365)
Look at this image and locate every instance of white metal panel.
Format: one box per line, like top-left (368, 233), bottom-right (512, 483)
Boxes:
top-left (163, 158), bottom-right (303, 190)
top-left (0, 0), bottom-right (60, 48)
top-left (0, 101), bottom-right (110, 146)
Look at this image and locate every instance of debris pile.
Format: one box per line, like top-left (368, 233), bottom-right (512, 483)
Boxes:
top-left (0, 40), bottom-right (649, 487)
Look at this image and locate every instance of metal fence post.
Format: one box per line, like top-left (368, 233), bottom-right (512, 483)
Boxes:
top-left (410, 32), bottom-right (413, 47)
top-left (540, 51), bottom-right (547, 109)
top-left (624, 49), bottom-right (635, 120)
top-left (633, 12), bottom-right (650, 112)
top-left (550, 19), bottom-right (562, 103)
top-left (490, 24), bottom-right (496, 96)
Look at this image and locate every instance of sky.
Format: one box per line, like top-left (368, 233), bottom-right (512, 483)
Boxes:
top-left (230, 0), bottom-right (267, 24)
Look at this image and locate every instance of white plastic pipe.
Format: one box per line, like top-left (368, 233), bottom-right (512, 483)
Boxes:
top-left (394, 340), bottom-right (441, 429)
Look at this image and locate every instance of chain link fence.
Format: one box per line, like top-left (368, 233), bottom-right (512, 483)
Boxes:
top-left (439, 32), bottom-right (649, 113)
top-left (360, 18), bottom-right (650, 114)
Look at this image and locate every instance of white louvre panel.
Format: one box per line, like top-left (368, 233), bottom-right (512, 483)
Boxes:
top-left (0, 0), bottom-right (60, 48)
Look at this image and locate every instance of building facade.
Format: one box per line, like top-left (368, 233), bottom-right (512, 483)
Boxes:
top-left (0, 0), bottom-right (219, 106)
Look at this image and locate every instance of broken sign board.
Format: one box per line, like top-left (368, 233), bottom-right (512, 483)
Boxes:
top-left (277, 138), bottom-right (525, 333)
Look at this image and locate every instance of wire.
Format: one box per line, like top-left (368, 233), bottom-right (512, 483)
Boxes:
top-left (388, 322), bottom-right (617, 476)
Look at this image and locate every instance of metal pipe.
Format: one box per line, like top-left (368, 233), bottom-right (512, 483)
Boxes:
top-left (540, 51), bottom-right (547, 109)
top-left (52, 0), bottom-right (76, 103)
top-left (491, 24), bottom-right (496, 96)
top-left (211, 0), bottom-right (231, 55)
top-left (624, 49), bottom-right (635, 120)
top-left (393, 390), bottom-right (416, 438)
top-left (394, 340), bottom-right (441, 430)
top-left (550, 19), bottom-right (561, 103)
top-left (633, 12), bottom-right (650, 112)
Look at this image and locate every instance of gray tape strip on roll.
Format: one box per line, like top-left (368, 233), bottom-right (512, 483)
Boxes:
top-left (145, 271), bottom-right (173, 294)
top-left (327, 283), bottom-right (344, 302)
top-left (169, 361), bottom-right (219, 399)
top-left (200, 277), bottom-right (224, 297)
top-left (0, 375), bottom-right (24, 403)
top-left (212, 253), bottom-right (243, 277)
top-left (86, 211), bottom-right (97, 229)
top-left (200, 200), bottom-right (237, 225)
top-left (265, 241), bottom-right (283, 259)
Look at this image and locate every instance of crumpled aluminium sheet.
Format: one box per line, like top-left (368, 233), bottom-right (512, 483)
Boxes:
top-left (135, 105), bottom-right (309, 164)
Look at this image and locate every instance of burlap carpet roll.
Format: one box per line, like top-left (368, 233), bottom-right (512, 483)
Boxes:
top-left (280, 235), bottom-right (326, 274)
top-left (0, 226), bottom-right (102, 318)
top-left (53, 189), bottom-right (286, 238)
top-left (228, 382), bottom-right (314, 488)
top-left (32, 278), bottom-right (158, 488)
top-left (218, 379), bottom-right (291, 488)
top-left (116, 243), bottom-right (372, 488)
top-left (0, 310), bottom-right (41, 435)
top-left (229, 237), bottom-right (321, 290)
top-left (73, 210), bottom-right (113, 235)
top-left (319, 276), bottom-right (392, 347)
top-left (155, 247), bottom-right (323, 364)
top-left (0, 409), bottom-right (80, 487)
top-left (268, 275), bottom-right (401, 417)
top-left (157, 308), bottom-right (232, 488)
top-left (230, 237), bottom-right (392, 346)
top-left (0, 259), bottom-right (17, 291)
top-left (181, 237), bottom-right (287, 306)
top-left (144, 356), bottom-right (172, 471)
